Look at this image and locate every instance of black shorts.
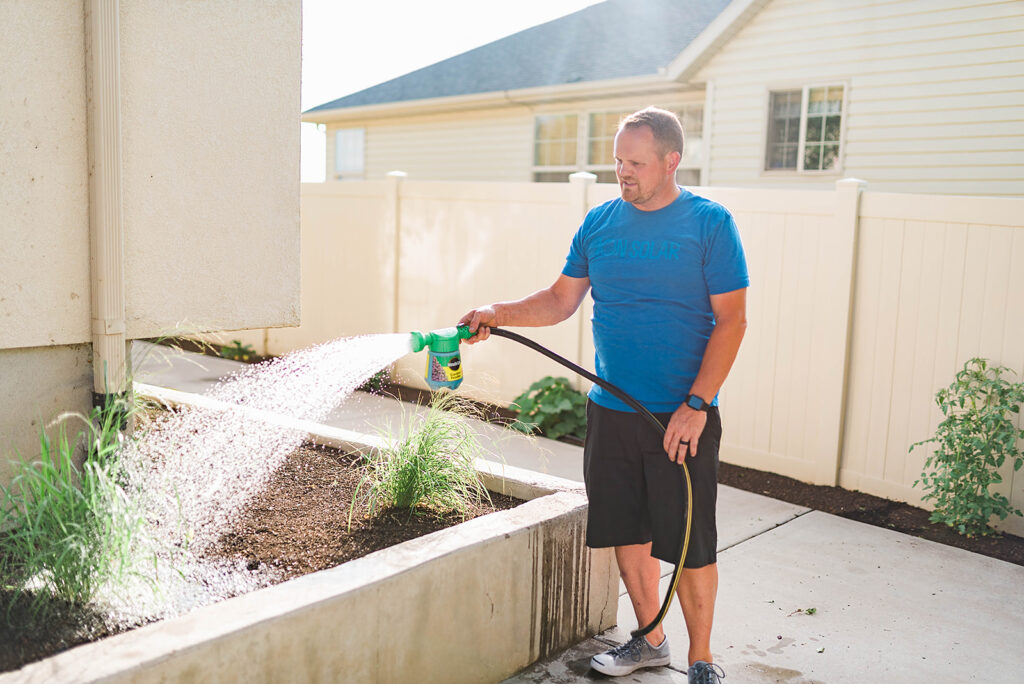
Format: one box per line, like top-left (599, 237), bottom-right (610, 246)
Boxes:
top-left (582, 400), bottom-right (721, 567)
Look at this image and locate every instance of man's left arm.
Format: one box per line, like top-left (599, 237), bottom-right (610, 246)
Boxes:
top-left (664, 287), bottom-right (747, 462)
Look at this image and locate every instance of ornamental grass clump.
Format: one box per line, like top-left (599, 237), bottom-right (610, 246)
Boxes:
top-left (911, 358), bottom-right (1024, 537)
top-left (353, 391), bottom-right (490, 522)
top-left (0, 398), bottom-right (146, 620)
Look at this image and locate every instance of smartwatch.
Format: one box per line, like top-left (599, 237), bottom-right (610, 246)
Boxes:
top-left (684, 393), bottom-right (710, 412)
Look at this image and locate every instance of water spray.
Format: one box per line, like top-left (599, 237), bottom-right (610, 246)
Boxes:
top-left (410, 324), bottom-right (691, 640)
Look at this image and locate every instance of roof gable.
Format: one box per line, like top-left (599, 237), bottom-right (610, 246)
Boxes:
top-left (306, 0), bottom-right (732, 114)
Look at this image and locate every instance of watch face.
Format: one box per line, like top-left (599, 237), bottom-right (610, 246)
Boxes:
top-left (687, 395), bottom-right (704, 410)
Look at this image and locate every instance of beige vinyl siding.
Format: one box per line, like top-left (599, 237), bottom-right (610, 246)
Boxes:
top-left (327, 110), bottom-right (534, 182)
top-left (323, 91), bottom-right (705, 183)
top-left (697, 0), bottom-right (1024, 196)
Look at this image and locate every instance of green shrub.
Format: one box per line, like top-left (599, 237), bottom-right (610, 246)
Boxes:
top-left (358, 367), bottom-right (391, 394)
top-left (352, 391), bottom-right (490, 522)
top-left (509, 376), bottom-right (587, 441)
top-left (911, 358), bottom-right (1024, 537)
top-left (0, 398), bottom-right (145, 618)
top-left (219, 340), bottom-right (256, 362)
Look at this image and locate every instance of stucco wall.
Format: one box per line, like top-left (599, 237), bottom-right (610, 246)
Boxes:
top-left (0, 346), bottom-right (93, 486)
top-left (119, 1), bottom-right (301, 337)
top-left (0, 2), bottom-right (92, 350)
top-left (0, 1), bottom-right (301, 474)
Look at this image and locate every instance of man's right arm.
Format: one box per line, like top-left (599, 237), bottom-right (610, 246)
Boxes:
top-left (458, 274), bottom-right (590, 343)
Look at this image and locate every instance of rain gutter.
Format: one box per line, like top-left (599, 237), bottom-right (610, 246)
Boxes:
top-left (301, 73), bottom-right (693, 125)
top-left (85, 0), bottom-right (128, 408)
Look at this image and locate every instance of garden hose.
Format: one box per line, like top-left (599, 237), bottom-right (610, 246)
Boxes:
top-left (482, 326), bottom-right (692, 640)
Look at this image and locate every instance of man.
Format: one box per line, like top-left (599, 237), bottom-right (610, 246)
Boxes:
top-left (459, 107), bottom-right (747, 683)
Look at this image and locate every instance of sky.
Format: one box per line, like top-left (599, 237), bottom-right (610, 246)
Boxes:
top-left (300, 0), bottom-right (604, 182)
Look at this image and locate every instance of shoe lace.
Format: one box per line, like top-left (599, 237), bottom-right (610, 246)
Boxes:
top-left (691, 661), bottom-right (726, 683)
top-left (609, 636), bottom-right (646, 662)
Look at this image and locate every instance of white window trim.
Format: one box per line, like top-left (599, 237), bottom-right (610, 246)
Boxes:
top-left (530, 114), bottom-right (583, 180)
top-left (581, 108), bottom-right (626, 176)
top-left (760, 81), bottom-right (848, 176)
top-left (531, 104), bottom-right (705, 182)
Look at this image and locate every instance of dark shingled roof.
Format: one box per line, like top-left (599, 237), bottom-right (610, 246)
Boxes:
top-left (306, 0), bottom-right (731, 113)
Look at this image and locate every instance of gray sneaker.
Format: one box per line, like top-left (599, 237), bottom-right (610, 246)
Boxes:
top-left (590, 635), bottom-right (671, 676)
top-left (688, 660), bottom-right (725, 683)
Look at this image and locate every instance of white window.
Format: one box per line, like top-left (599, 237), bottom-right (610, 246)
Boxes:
top-left (334, 128), bottom-right (365, 180)
top-left (765, 85), bottom-right (845, 172)
top-left (533, 107), bottom-right (704, 184)
top-left (532, 114), bottom-right (579, 182)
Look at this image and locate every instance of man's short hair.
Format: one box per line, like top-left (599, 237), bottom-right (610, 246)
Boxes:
top-left (619, 107), bottom-right (685, 158)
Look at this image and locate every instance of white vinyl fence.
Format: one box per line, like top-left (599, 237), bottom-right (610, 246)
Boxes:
top-left (228, 176), bottom-right (1024, 534)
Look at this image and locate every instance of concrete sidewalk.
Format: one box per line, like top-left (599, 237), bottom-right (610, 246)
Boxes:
top-left (133, 342), bottom-right (1024, 684)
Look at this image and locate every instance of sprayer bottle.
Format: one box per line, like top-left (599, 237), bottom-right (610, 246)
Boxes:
top-left (409, 326), bottom-right (475, 390)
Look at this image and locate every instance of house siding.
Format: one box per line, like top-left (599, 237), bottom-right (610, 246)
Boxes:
top-left (326, 110), bottom-right (534, 182)
top-left (696, 0), bottom-right (1024, 196)
top-left (323, 91), bottom-right (706, 182)
top-left (371, 111), bottom-right (534, 181)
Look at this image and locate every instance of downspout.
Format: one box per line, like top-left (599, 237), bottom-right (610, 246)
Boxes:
top-left (85, 0), bottom-right (129, 410)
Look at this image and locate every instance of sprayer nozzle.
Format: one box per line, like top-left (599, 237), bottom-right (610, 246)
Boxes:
top-left (410, 326), bottom-right (476, 354)
top-left (410, 331), bottom-right (429, 353)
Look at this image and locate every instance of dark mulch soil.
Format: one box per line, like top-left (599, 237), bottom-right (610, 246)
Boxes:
top-left (0, 444), bottom-right (519, 674)
top-left (210, 443), bottom-right (520, 582)
top-left (718, 461), bottom-right (1024, 567)
top-left (0, 590), bottom-right (144, 676)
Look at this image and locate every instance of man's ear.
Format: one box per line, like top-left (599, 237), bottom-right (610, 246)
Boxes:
top-left (665, 150), bottom-right (682, 174)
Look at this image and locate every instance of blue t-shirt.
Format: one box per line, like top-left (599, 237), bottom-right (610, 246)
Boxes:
top-left (562, 188), bottom-right (749, 413)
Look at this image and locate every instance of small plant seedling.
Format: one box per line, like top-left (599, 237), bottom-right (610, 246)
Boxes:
top-left (786, 607), bottom-right (817, 617)
top-left (220, 340), bottom-right (256, 362)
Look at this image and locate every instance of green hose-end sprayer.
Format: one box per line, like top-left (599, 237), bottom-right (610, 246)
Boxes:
top-left (409, 325), bottom-right (475, 390)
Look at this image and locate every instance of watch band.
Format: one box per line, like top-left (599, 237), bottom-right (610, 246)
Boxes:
top-left (685, 393), bottom-right (710, 412)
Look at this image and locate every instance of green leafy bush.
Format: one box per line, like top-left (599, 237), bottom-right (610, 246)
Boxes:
top-left (352, 391), bottom-right (490, 522)
top-left (219, 340), bottom-right (256, 362)
top-left (358, 367), bottom-right (391, 394)
top-left (911, 358), bottom-right (1024, 537)
top-left (509, 376), bottom-right (587, 441)
top-left (0, 398), bottom-right (145, 618)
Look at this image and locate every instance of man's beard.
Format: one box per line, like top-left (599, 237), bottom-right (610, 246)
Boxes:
top-left (619, 179), bottom-right (646, 203)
